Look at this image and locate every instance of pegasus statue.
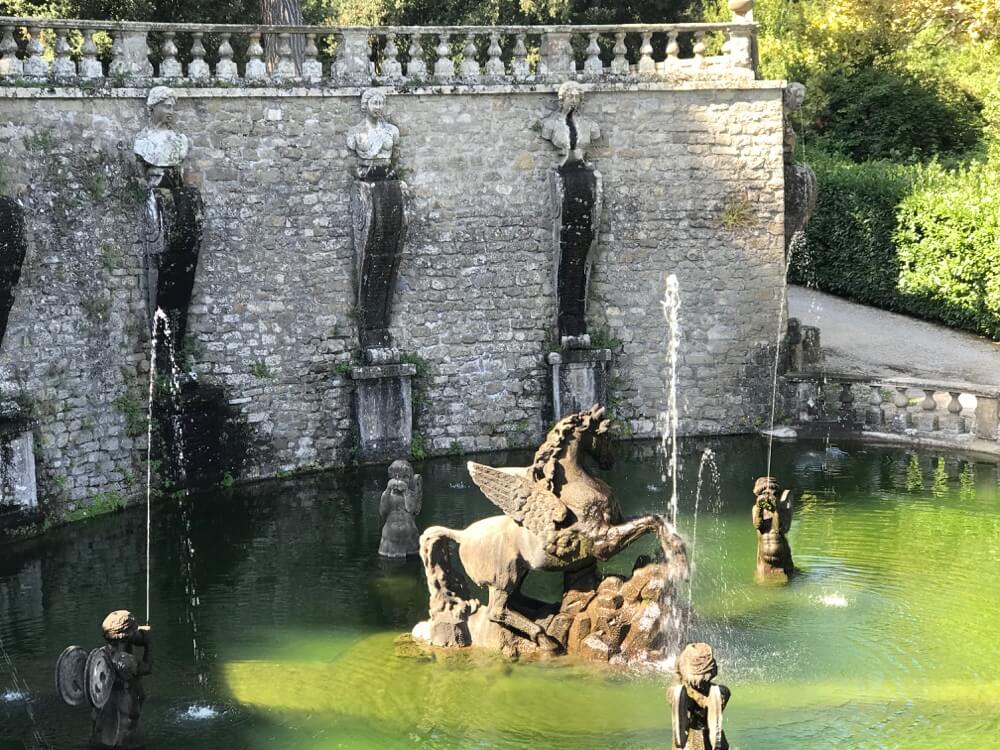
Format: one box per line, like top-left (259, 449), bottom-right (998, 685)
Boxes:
top-left (413, 405), bottom-right (690, 660)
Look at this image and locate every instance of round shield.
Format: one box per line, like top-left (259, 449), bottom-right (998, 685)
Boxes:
top-left (671, 684), bottom-right (690, 749)
top-left (85, 647), bottom-right (115, 709)
top-left (55, 646), bottom-right (88, 707)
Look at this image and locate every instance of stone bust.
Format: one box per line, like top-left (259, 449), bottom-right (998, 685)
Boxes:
top-left (346, 88), bottom-right (399, 178)
top-left (540, 81), bottom-right (601, 164)
top-left (782, 82), bottom-right (807, 162)
top-left (133, 86), bottom-right (189, 185)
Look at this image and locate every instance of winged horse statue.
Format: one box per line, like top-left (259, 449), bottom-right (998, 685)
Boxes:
top-left (414, 405), bottom-right (689, 655)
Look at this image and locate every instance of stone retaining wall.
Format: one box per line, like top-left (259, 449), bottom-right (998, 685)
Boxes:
top-left (0, 81), bottom-right (786, 515)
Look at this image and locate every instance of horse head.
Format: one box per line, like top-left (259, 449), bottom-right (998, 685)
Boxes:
top-left (532, 406), bottom-right (615, 493)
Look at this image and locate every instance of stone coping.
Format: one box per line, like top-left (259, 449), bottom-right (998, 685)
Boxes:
top-left (0, 79), bottom-right (786, 99)
top-left (351, 362), bottom-right (417, 379)
top-left (784, 370), bottom-right (1000, 398)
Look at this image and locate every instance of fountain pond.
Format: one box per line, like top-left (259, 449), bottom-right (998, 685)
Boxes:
top-left (0, 436), bottom-right (998, 749)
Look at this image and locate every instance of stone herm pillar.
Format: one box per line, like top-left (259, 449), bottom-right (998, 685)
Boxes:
top-left (346, 89), bottom-right (415, 463)
top-left (540, 82), bottom-right (612, 420)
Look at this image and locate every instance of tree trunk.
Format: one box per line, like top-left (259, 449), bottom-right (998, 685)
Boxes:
top-left (260, 0), bottom-right (305, 73)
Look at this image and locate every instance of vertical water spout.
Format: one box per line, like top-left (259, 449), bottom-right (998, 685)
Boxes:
top-left (661, 274), bottom-right (681, 527)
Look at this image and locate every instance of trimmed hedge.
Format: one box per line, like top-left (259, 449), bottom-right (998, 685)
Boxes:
top-left (895, 159), bottom-right (1000, 339)
top-left (790, 151), bottom-right (1000, 341)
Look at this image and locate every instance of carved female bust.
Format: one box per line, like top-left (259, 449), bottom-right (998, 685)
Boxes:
top-left (540, 81), bottom-right (601, 164)
top-left (133, 86), bottom-right (189, 187)
top-left (346, 88), bottom-right (399, 178)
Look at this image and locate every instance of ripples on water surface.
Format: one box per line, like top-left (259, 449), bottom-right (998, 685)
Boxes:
top-left (1, 437), bottom-right (998, 749)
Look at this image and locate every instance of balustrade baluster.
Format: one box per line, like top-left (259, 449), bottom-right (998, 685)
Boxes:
top-left (666, 31), bottom-right (680, 64)
top-left (79, 29), bottom-right (102, 79)
top-left (459, 33), bottom-right (480, 78)
top-left (942, 391), bottom-right (966, 434)
top-left (273, 32), bottom-right (296, 79)
top-left (511, 33), bottom-right (529, 79)
top-left (216, 32), bottom-right (239, 80)
top-left (637, 31), bottom-right (655, 75)
top-left (838, 382), bottom-right (856, 426)
top-left (159, 31), bottom-right (182, 78)
top-left (610, 31), bottom-right (628, 75)
top-left (892, 386), bottom-right (912, 431)
top-left (693, 31), bottom-right (706, 63)
top-left (108, 31), bottom-right (127, 78)
top-left (866, 385), bottom-right (884, 427)
top-left (407, 33), bottom-right (427, 79)
top-left (583, 32), bottom-right (602, 75)
top-left (485, 31), bottom-right (504, 77)
top-left (301, 33), bottom-right (322, 81)
top-left (434, 33), bottom-right (454, 79)
top-left (0, 26), bottom-right (20, 78)
top-left (53, 29), bottom-right (75, 78)
top-left (915, 388), bottom-right (940, 432)
top-left (381, 32), bottom-right (402, 79)
top-left (245, 32), bottom-right (267, 81)
top-left (24, 26), bottom-right (49, 78)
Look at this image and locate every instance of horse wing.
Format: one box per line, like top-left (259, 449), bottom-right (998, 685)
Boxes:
top-left (467, 461), bottom-right (568, 539)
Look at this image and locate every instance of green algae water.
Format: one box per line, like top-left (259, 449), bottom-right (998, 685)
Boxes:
top-left (1, 437), bottom-right (998, 749)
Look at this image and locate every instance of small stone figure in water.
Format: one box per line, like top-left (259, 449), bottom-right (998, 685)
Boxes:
top-left (539, 81), bottom-right (601, 165)
top-left (379, 459), bottom-right (422, 557)
top-left (56, 610), bottom-right (152, 749)
top-left (669, 642), bottom-right (730, 750)
top-left (346, 88), bottom-right (399, 180)
top-left (752, 476), bottom-right (795, 583)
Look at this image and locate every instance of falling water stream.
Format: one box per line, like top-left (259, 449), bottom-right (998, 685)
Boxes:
top-left (765, 239), bottom-right (800, 479)
top-left (688, 447), bottom-right (720, 605)
top-left (145, 308), bottom-right (216, 718)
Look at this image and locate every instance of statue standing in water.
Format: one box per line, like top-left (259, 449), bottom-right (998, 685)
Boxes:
top-left (56, 610), bottom-right (152, 749)
top-left (669, 642), bottom-right (730, 750)
top-left (752, 476), bottom-right (795, 582)
top-left (379, 459), bottom-right (422, 557)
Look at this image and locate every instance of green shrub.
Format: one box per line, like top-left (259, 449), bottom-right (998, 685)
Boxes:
top-left (894, 157), bottom-right (1000, 339)
top-left (807, 66), bottom-right (983, 163)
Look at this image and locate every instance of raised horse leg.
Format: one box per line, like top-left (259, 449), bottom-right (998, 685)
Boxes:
top-left (486, 587), bottom-right (561, 651)
top-left (591, 515), bottom-right (690, 579)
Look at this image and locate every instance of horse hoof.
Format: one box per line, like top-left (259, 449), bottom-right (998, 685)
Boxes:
top-left (535, 634), bottom-right (562, 653)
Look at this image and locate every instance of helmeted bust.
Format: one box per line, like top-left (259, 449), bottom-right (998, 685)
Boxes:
top-left (133, 86), bottom-right (189, 170)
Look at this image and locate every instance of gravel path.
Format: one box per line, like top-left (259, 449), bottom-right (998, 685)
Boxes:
top-left (787, 286), bottom-right (1000, 386)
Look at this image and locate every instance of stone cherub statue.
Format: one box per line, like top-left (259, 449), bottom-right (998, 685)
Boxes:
top-left (540, 81), bottom-right (601, 165)
top-left (783, 82), bottom-right (818, 256)
top-left (752, 476), bottom-right (795, 583)
top-left (133, 86), bottom-right (189, 188)
top-left (56, 610), bottom-right (152, 750)
top-left (346, 88), bottom-right (400, 180)
top-left (669, 642), bottom-right (730, 750)
top-left (413, 405), bottom-right (689, 661)
top-left (379, 459), bottom-right (423, 557)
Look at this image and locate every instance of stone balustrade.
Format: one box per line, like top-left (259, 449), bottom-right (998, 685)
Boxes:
top-left (0, 17), bottom-right (757, 85)
top-left (785, 371), bottom-right (1000, 448)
